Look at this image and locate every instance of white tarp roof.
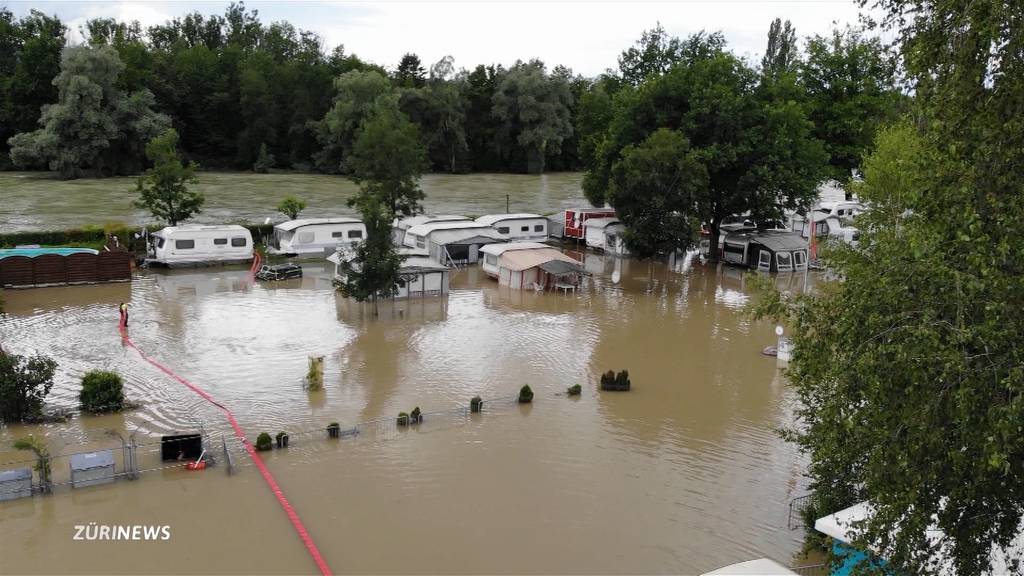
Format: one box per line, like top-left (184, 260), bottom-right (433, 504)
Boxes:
top-left (480, 242), bottom-right (550, 256)
top-left (406, 221), bottom-right (493, 237)
top-left (583, 217), bottom-right (621, 230)
top-left (275, 217), bottom-right (361, 232)
top-left (394, 215), bottom-right (468, 230)
top-left (500, 248), bottom-right (581, 272)
top-left (475, 213), bottom-right (544, 226)
top-left (701, 559), bottom-right (796, 575)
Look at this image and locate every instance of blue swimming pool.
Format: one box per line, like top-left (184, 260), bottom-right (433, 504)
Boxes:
top-left (0, 247), bottom-right (100, 259)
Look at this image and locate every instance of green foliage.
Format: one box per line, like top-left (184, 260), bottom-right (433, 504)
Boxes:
top-left (491, 60), bottom-right (574, 174)
top-left (333, 197), bottom-right (403, 313)
top-left (800, 27), bottom-right (901, 182)
top-left (518, 385), bottom-right (534, 404)
top-left (397, 412), bottom-right (409, 426)
top-left (751, 0), bottom-right (1024, 565)
top-left (79, 369), bottom-right (125, 413)
top-left (600, 370), bottom-right (631, 391)
top-left (253, 142), bottom-right (274, 173)
top-left (0, 349), bottom-right (56, 422)
top-left (304, 355), bottom-right (323, 390)
top-left (348, 94), bottom-right (428, 217)
top-left (13, 434), bottom-right (51, 491)
top-left (134, 128), bottom-right (203, 226)
top-left (277, 194), bottom-right (306, 220)
top-left (607, 128), bottom-right (706, 258)
top-left (761, 18), bottom-right (798, 81)
top-left (394, 52), bottom-right (425, 88)
top-left (312, 69), bottom-right (393, 173)
top-left (567, 384), bottom-right (582, 396)
top-left (410, 406), bottom-right (422, 424)
top-left (8, 44), bottom-right (169, 178)
top-left (617, 24), bottom-right (726, 86)
top-left (255, 432), bottom-right (272, 451)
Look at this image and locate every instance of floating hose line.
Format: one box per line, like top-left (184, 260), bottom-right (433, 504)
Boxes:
top-left (120, 324), bottom-right (332, 576)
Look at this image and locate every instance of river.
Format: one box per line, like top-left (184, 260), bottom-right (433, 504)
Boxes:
top-left (0, 171), bottom-right (588, 233)
top-left (0, 253), bottom-right (811, 574)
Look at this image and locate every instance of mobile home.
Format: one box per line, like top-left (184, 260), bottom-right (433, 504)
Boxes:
top-left (392, 215), bottom-right (469, 245)
top-left (403, 221), bottom-right (506, 265)
top-left (328, 249), bottom-right (450, 299)
top-left (480, 244), bottom-right (585, 290)
top-left (479, 242), bottom-right (549, 278)
top-left (475, 213), bottom-right (549, 240)
top-left (721, 231), bottom-right (808, 273)
top-left (583, 218), bottom-right (629, 255)
top-left (564, 207), bottom-right (617, 240)
top-left (269, 218), bottom-right (365, 256)
top-left (147, 225), bottom-right (254, 267)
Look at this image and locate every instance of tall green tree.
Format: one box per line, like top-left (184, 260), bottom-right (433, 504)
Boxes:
top-left (761, 18), bottom-right (798, 80)
top-left (393, 52), bottom-right (425, 88)
top-left (801, 27), bottom-right (900, 181)
top-left (491, 59), bottom-right (573, 174)
top-left (334, 197), bottom-right (403, 316)
top-left (8, 45), bottom-right (169, 178)
top-left (0, 349), bottom-right (56, 423)
top-left (312, 69), bottom-right (392, 173)
top-left (348, 94), bottom-right (428, 217)
top-left (134, 128), bottom-right (203, 226)
top-left (607, 128), bottom-right (706, 258)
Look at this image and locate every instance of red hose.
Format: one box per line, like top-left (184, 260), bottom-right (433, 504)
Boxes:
top-left (122, 328), bottom-right (332, 576)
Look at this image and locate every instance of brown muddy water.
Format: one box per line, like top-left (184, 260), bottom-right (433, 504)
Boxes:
top-left (0, 171), bottom-right (586, 232)
top-left (0, 255), bottom-right (811, 574)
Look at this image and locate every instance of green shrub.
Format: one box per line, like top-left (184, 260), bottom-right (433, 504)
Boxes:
top-left (79, 370), bottom-right (125, 412)
top-left (305, 356), bottom-right (324, 391)
top-left (518, 385), bottom-right (534, 404)
top-left (254, 143), bottom-right (275, 174)
top-left (410, 406), bottom-right (422, 424)
top-left (600, 370), bottom-right (616, 389)
top-left (567, 384), bottom-right (582, 396)
top-left (0, 350), bottom-right (56, 422)
top-left (255, 432), bottom-right (272, 451)
top-left (470, 396), bottom-right (483, 413)
top-left (600, 369), bottom-right (631, 391)
top-left (615, 370), bottom-right (631, 390)
top-left (397, 412), bottom-right (410, 426)
top-left (275, 431), bottom-right (289, 448)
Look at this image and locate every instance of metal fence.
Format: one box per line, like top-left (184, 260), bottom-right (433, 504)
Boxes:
top-left (788, 493), bottom-right (814, 530)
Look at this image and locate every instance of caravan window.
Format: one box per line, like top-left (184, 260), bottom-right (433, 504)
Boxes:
top-left (485, 254), bottom-right (498, 266)
top-left (175, 239), bottom-right (195, 249)
top-left (297, 231), bottom-right (315, 244)
top-left (757, 250), bottom-right (772, 271)
top-left (231, 237), bottom-right (247, 247)
top-left (347, 230), bottom-right (363, 239)
top-left (534, 224), bottom-right (544, 232)
top-left (776, 251), bottom-right (793, 272)
top-left (415, 235), bottom-right (425, 248)
top-left (497, 226), bottom-right (510, 234)
top-left (331, 231), bottom-right (345, 238)
top-left (156, 237), bottom-right (165, 249)
top-left (214, 238), bottom-right (228, 245)
top-left (793, 250), bottom-right (807, 269)
top-left (521, 225), bottom-right (530, 232)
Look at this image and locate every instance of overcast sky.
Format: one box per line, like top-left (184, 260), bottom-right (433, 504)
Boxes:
top-left (8, 1), bottom-right (868, 76)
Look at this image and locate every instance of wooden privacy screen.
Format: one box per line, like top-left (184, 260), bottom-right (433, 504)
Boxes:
top-left (0, 252), bottom-right (131, 288)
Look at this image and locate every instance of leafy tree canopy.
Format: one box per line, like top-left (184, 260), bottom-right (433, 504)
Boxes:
top-left (134, 128), bottom-right (203, 226)
top-left (0, 349), bottom-right (57, 423)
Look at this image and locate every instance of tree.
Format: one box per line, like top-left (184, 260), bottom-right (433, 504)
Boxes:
top-left (13, 435), bottom-right (51, 493)
top-left (394, 52), bottom-right (425, 88)
top-left (277, 194), bottom-right (306, 219)
top-left (253, 142), bottom-right (274, 173)
top-left (585, 49), bottom-right (826, 260)
top-left (761, 18), bottom-right (798, 80)
top-left (0, 349), bottom-right (56, 423)
top-left (491, 60), bottom-right (573, 174)
top-left (134, 128), bottom-right (203, 226)
top-left (79, 370), bottom-right (125, 413)
top-left (312, 69), bottom-right (392, 173)
top-left (801, 28), bottom-right (900, 181)
top-left (751, 0), bottom-right (1024, 571)
top-left (348, 94), bottom-right (428, 218)
top-left (607, 128), bottom-right (707, 258)
top-left (618, 23), bottom-right (683, 86)
top-left (7, 45), bottom-right (169, 178)
top-left (333, 197), bottom-right (403, 316)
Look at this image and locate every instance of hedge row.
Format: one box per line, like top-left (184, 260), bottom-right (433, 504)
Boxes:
top-left (0, 223), bottom-right (275, 249)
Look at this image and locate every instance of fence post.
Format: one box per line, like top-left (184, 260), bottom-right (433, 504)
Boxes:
top-left (222, 437), bottom-right (234, 476)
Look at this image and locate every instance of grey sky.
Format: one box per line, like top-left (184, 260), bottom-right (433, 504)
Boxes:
top-left (8, 1), bottom-right (867, 76)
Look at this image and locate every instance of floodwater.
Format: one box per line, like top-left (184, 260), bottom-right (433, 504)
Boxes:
top-left (0, 171), bottom-right (586, 232)
top-left (0, 256), bottom-right (811, 574)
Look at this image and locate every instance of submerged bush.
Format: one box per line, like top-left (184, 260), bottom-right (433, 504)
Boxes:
top-left (305, 356), bottom-right (324, 391)
top-left (255, 432), bottom-right (272, 451)
top-left (518, 385), bottom-right (534, 404)
top-left (470, 396), bottom-right (483, 413)
top-left (567, 384), bottom-right (582, 396)
top-left (410, 406), bottom-right (422, 424)
top-left (79, 370), bottom-right (125, 412)
top-left (397, 412), bottom-right (409, 426)
top-left (600, 369), bottom-right (631, 391)
top-left (276, 431), bottom-right (289, 448)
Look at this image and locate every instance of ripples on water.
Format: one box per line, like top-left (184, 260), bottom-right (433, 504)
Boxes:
top-left (0, 256), bottom-right (811, 573)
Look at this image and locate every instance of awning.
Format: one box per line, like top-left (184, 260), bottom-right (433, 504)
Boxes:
top-left (500, 248), bottom-right (582, 272)
top-left (538, 260), bottom-right (586, 275)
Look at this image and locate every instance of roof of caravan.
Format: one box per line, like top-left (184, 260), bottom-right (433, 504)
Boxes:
top-left (500, 248), bottom-right (581, 272)
top-left (155, 224), bottom-right (249, 236)
top-left (480, 242), bottom-right (550, 256)
top-left (406, 221), bottom-right (495, 237)
top-left (752, 232), bottom-right (807, 252)
top-left (395, 214), bottom-right (469, 229)
top-left (582, 217), bottom-right (622, 229)
top-left (329, 251), bottom-right (448, 273)
top-left (701, 559), bottom-right (796, 575)
top-left (275, 217), bottom-right (362, 232)
top-left (475, 213), bottom-right (544, 225)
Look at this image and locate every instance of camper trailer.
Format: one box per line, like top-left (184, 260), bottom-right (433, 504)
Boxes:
top-left (564, 207), bottom-right (617, 240)
top-left (329, 248), bottom-right (450, 299)
top-left (583, 218), bottom-right (629, 255)
top-left (392, 215), bottom-right (469, 245)
top-left (269, 218), bottom-right (365, 256)
top-left (403, 221), bottom-right (506, 265)
top-left (479, 243), bottom-right (585, 290)
top-left (147, 225), bottom-right (254, 267)
top-left (721, 231), bottom-right (808, 272)
top-left (475, 214), bottom-right (549, 240)
top-left (478, 242), bottom-right (549, 278)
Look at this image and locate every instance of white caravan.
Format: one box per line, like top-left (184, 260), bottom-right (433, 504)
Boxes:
top-left (269, 218), bottom-right (365, 256)
top-left (147, 225), bottom-right (253, 267)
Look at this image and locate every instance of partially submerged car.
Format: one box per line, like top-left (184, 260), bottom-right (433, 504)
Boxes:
top-left (256, 263), bottom-right (303, 281)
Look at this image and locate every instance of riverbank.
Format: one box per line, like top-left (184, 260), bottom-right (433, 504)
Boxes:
top-left (0, 171), bottom-right (587, 233)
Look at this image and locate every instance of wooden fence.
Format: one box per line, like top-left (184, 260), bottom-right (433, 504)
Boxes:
top-left (0, 252), bottom-right (131, 288)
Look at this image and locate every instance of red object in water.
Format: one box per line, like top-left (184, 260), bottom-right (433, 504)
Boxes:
top-left (564, 207), bottom-right (617, 240)
top-left (185, 461), bottom-right (206, 471)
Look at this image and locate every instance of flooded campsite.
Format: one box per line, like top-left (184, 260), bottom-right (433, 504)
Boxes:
top-left (0, 256), bottom-right (810, 574)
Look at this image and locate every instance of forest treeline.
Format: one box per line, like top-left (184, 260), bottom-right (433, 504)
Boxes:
top-left (0, 3), bottom-right (900, 179)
